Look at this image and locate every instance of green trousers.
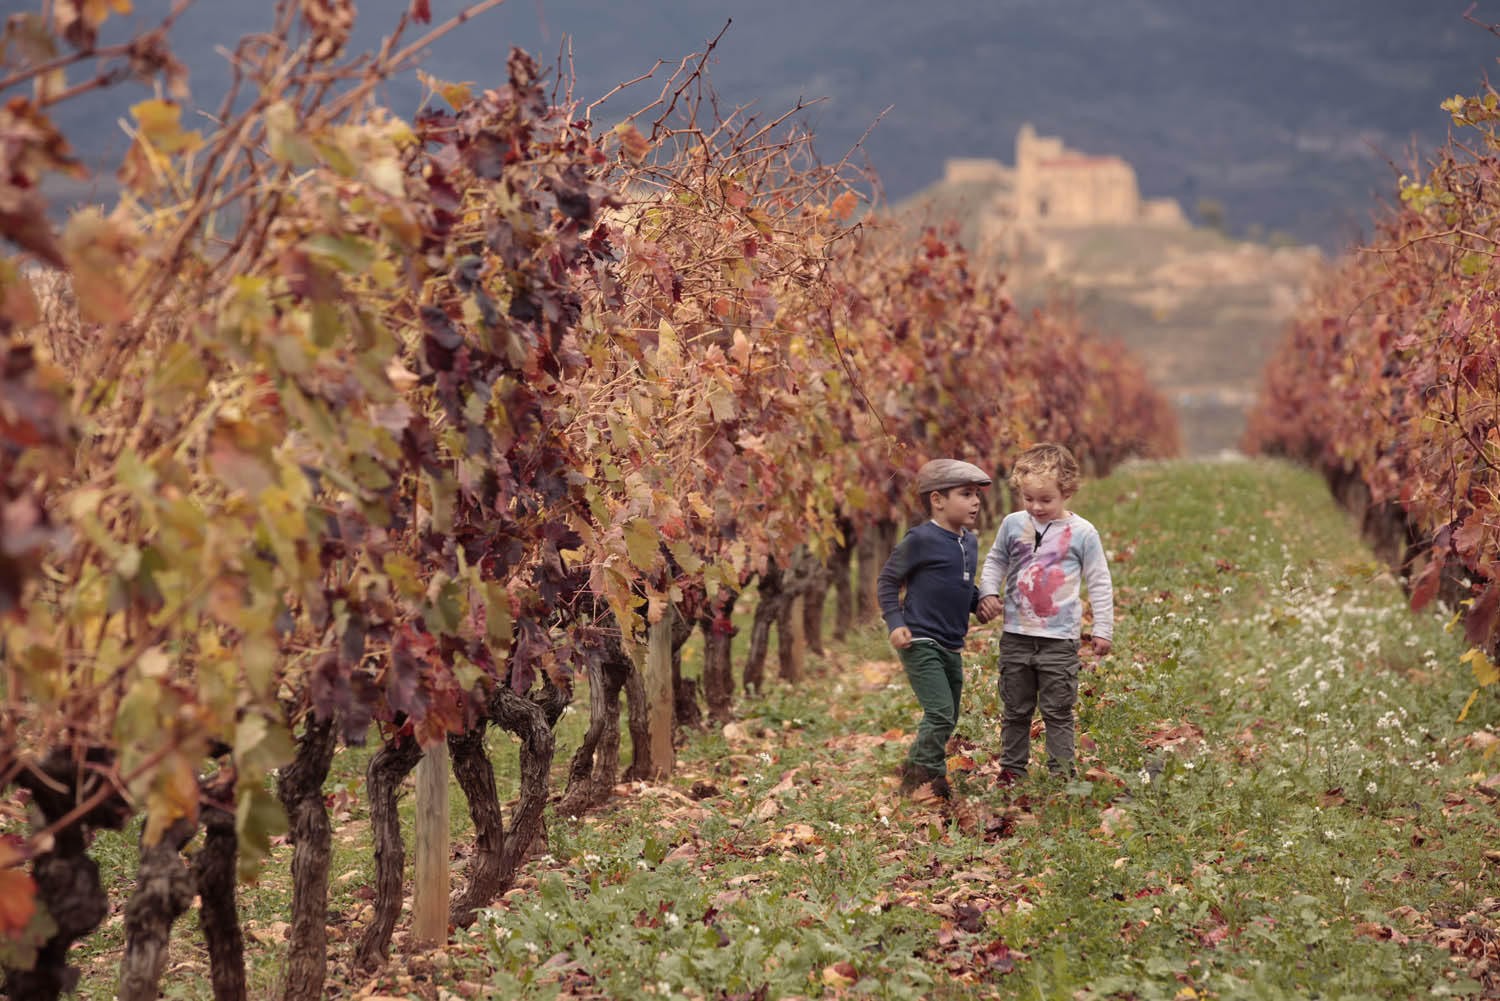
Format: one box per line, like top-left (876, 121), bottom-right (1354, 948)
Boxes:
top-left (899, 640), bottom-right (965, 776)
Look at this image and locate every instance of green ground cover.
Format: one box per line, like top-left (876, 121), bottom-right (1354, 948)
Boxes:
top-left (70, 459), bottom-right (1500, 999)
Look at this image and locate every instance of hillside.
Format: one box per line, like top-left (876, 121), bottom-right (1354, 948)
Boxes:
top-left (47, 0), bottom-right (1500, 251)
top-left (900, 180), bottom-right (1319, 456)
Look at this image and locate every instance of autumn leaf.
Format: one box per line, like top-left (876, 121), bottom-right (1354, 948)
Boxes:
top-left (130, 99), bottom-right (201, 154)
top-left (143, 751), bottom-right (200, 846)
top-left (61, 209), bottom-right (132, 325)
top-left (614, 122), bottom-right (651, 163)
top-left (1461, 647), bottom-right (1500, 687)
top-left (54, 0), bottom-right (134, 51)
top-left (0, 842), bottom-right (36, 937)
top-left (208, 421), bottom-right (276, 496)
top-left (0, 183), bottom-right (65, 267)
top-left (821, 961), bottom-right (859, 987)
top-left (623, 517), bottom-right (660, 573)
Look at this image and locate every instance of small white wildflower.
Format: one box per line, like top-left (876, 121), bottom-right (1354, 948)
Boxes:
top-left (1366, 781), bottom-right (1378, 794)
top-left (1324, 829), bottom-right (1337, 840)
top-left (525, 941), bottom-right (539, 954)
top-left (1184, 760), bottom-right (1196, 770)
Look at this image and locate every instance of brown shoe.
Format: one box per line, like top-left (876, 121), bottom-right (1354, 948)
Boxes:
top-left (899, 763), bottom-right (952, 800)
top-left (898, 762), bottom-right (934, 794)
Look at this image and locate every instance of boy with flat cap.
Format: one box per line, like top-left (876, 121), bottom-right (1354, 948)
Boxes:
top-left (878, 458), bottom-right (992, 799)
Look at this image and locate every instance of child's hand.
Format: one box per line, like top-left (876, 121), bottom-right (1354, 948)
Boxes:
top-left (977, 595), bottom-right (1003, 623)
top-left (889, 626), bottom-right (913, 650)
top-left (1091, 636), bottom-right (1113, 657)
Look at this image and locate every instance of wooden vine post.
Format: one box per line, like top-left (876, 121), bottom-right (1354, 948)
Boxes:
top-left (785, 595), bottom-right (807, 681)
top-left (411, 743), bottom-right (450, 947)
top-left (645, 613), bottom-right (675, 778)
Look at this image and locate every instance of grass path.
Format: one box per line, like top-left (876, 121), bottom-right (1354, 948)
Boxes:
top-left (79, 460), bottom-right (1500, 999)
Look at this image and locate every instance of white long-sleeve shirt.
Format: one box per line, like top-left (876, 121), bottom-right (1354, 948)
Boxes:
top-left (978, 511), bottom-right (1114, 641)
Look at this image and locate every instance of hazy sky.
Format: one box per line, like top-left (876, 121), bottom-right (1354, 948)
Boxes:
top-left (33, 0), bottom-right (1500, 246)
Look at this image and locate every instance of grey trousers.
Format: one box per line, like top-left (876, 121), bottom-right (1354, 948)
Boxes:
top-left (998, 632), bottom-right (1080, 776)
top-left (899, 640), bottom-right (965, 776)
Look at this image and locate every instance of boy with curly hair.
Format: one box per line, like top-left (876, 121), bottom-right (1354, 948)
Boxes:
top-left (977, 443), bottom-right (1114, 782)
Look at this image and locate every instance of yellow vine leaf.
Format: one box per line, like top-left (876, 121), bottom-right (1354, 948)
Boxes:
top-left (129, 98), bottom-right (200, 154)
top-left (1460, 646), bottom-right (1499, 687)
top-left (417, 70), bottom-right (471, 111)
top-left (623, 517), bottom-right (660, 573)
top-left (143, 751), bottom-right (199, 846)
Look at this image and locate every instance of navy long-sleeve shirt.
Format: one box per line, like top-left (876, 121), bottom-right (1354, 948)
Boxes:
top-left (878, 520), bottom-right (981, 651)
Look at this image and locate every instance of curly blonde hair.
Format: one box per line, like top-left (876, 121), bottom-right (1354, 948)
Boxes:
top-left (1008, 442), bottom-right (1081, 496)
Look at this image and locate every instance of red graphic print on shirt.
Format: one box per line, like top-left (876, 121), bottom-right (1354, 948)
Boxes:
top-left (1016, 524), bottom-right (1072, 619)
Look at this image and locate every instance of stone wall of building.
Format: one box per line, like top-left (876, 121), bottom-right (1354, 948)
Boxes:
top-left (948, 125), bottom-right (1185, 234)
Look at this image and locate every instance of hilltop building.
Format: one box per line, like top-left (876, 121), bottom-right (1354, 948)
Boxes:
top-left (945, 124), bottom-right (1186, 254)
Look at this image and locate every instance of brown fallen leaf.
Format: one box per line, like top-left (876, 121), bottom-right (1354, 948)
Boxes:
top-left (821, 960), bottom-right (860, 987)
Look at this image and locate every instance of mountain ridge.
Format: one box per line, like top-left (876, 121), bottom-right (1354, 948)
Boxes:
top-left (36, 0), bottom-right (1500, 252)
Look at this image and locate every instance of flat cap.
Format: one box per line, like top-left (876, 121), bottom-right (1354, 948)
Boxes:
top-left (915, 459), bottom-right (992, 495)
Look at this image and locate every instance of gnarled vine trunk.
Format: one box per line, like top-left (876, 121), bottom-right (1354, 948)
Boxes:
top-left (559, 648), bottom-right (631, 817)
top-left (743, 563), bottom-right (784, 694)
top-left (448, 724), bottom-right (504, 927)
top-left (699, 586), bottom-right (739, 723)
top-left (194, 773), bottom-right (246, 1001)
top-left (619, 649), bottom-right (652, 782)
top-left (830, 521), bottom-right (854, 642)
top-left (116, 818), bottom-right (197, 1001)
top-left (669, 604), bottom-right (702, 730)
top-left (854, 526), bottom-right (881, 625)
top-left (488, 686), bottom-right (555, 891)
top-left (356, 733), bottom-right (422, 971)
top-left (775, 552), bottom-right (824, 682)
top-left (4, 752), bottom-right (126, 1001)
top-left (276, 716), bottom-right (338, 1001)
